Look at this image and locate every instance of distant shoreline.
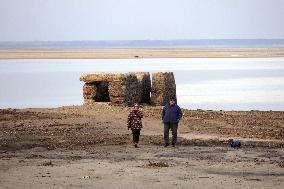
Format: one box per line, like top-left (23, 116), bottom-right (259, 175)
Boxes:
top-left (0, 48), bottom-right (284, 59)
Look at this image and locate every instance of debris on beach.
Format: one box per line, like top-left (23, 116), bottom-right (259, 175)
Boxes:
top-left (229, 139), bottom-right (241, 147)
top-left (144, 161), bottom-right (169, 168)
top-left (41, 160), bottom-right (53, 166)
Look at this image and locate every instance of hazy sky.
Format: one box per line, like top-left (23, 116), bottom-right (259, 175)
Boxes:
top-left (0, 0), bottom-right (284, 41)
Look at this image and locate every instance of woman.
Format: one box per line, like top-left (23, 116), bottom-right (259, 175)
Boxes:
top-left (127, 103), bottom-right (143, 148)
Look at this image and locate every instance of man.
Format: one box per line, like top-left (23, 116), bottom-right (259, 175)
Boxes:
top-left (162, 96), bottom-right (183, 147)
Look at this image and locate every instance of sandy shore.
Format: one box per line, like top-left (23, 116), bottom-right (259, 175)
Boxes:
top-left (0, 48), bottom-right (284, 59)
top-left (0, 104), bottom-right (283, 188)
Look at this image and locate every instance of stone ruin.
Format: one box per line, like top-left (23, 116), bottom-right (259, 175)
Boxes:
top-left (79, 72), bottom-right (176, 106)
top-left (150, 72), bottom-right (176, 105)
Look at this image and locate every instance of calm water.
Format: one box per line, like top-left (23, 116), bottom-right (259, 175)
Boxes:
top-left (0, 58), bottom-right (284, 110)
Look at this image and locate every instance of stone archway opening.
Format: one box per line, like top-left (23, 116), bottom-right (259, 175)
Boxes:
top-left (94, 81), bottom-right (110, 102)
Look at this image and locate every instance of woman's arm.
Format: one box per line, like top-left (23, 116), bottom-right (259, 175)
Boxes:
top-left (137, 110), bottom-right (143, 118)
top-left (127, 111), bottom-right (133, 128)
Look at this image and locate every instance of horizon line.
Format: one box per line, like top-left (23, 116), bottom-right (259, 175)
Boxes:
top-left (1, 39), bottom-right (284, 43)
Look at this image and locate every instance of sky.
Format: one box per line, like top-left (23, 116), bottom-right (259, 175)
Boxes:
top-left (0, 0), bottom-right (284, 41)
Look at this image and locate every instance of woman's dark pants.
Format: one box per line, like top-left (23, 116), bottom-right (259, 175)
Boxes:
top-left (132, 129), bottom-right (141, 143)
top-left (164, 122), bottom-right (178, 145)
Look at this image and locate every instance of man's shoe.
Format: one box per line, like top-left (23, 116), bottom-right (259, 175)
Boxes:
top-left (164, 143), bottom-right (169, 147)
top-left (172, 143), bottom-right (175, 147)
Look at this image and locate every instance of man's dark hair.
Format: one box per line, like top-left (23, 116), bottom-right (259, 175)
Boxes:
top-left (169, 96), bottom-right (177, 101)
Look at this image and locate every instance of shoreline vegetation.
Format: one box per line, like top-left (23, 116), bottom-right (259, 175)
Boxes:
top-left (0, 48), bottom-right (284, 59)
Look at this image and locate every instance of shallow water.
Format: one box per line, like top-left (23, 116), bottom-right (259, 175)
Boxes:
top-left (0, 58), bottom-right (284, 110)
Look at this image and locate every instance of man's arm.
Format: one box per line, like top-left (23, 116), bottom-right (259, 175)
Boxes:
top-left (162, 106), bottom-right (166, 120)
top-left (177, 106), bottom-right (183, 121)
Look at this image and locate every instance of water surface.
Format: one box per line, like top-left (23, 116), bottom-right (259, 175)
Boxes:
top-left (0, 58), bottom-right (284, 110)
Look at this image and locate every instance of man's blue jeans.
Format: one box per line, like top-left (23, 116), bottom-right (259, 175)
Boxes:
top-left (164, 122), bottom-right (178, 145)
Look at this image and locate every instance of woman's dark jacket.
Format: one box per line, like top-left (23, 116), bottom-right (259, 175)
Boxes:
top-left (127, 110), bottom-right (143, 129)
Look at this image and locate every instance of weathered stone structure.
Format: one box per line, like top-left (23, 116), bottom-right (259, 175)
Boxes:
top-left (151, 72), bottom-right (176, 105)
top-left (135, 72), bottom-right (151, 104)
top-left (80, 72), bottom-right (175, 106)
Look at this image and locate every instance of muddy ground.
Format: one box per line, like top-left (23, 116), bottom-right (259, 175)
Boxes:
top-left (0, 103), bottom-right (283, 188)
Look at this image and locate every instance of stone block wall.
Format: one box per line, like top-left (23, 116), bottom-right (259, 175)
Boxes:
top-left (151, 72), bottom-right (176, 106)
top-left (124, 73), bottom-right (139, 105)
top-left (108, 74), bottom-right (126, 104)
top-left (134, 72), bottom-right (151, 103)
top-left (80, 72), bottom-right (176, 106)
top-left (83, 83), bottom-right (96, 104)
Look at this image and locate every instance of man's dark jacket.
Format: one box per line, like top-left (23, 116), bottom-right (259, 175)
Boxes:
top-left (162, 104), bottom-right (183, 123)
